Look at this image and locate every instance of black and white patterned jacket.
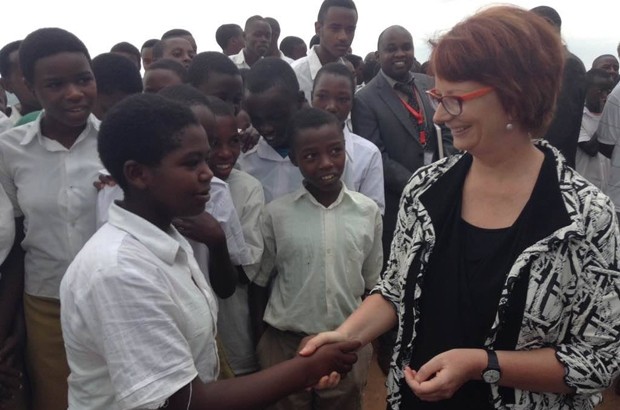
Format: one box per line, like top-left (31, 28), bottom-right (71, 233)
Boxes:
top-left (374, 141), bottom-right (620, 409)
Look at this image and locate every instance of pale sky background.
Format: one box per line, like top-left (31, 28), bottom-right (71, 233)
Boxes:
top-left (1, 0), bottom-right (619, 69)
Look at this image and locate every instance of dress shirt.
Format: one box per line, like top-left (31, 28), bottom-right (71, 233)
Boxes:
top-left (61, 202), bottom-right (219, 410)
top-left (0, 183), bottom-right (15, 266)
top-left (291, 45), bottom-right (346, 103)
top-left (0, 113), bottom-right (101, 299)
top-left (343, 126), bottom-right (385, 213)
top-left (256, 184), bottom-right (383, 334)
top-left (229, 49), bottom-right (251, 70)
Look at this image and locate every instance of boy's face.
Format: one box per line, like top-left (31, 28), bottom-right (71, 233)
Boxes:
top-left (30, 51), bottom-right (96, 128)
top-left (244, 21), bottom-right (272, 57)
top-left (291, 123), bottom-right (345, 196)
top-left (315, 6), bottom-right (357, 59)
top-left (146, 124), bottom-right (213, 218)
top-left (141, 47), bottom-right (154, 70)
top-left (198, 72), bottom-right (243, 115)
top-left (312, 73), bottom-right (352, 124)
top-left (291, 43), bottom-right (308, 60)
top-left (245, 86), bottom-right (300, 149)
top-left (162, 38), bottom-right (195, 68)
top-left (208, 115), bottom-right (241, 180)
top-left (585, 75), bottom-right (614, 114)
top-left (143, 69), bottom-right (183, 93)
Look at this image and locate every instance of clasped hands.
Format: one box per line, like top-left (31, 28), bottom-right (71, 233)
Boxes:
top-left (298, 331), bottom-right (486, 400)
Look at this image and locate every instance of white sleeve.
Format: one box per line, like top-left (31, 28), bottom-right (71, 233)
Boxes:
top-left (85, 265), bottom-right (199, 410)
top-left (0, 184), bottom-right (15, 265)
top-left (598, 88), bottom-right (620, 145)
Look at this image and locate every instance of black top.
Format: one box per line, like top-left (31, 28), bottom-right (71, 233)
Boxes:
top-left (400, 148), bottom-right (569, 409)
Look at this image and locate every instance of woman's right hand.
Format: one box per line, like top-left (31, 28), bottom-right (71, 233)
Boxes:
top-left (298, 331), bottom-right (351, 357)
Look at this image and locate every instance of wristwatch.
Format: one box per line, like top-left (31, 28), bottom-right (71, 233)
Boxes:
top-left (481, 349), bottom-right (501, 384)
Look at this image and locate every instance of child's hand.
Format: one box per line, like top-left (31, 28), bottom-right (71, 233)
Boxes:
top-left (92, 174), bottom-right (116, 191)
top-left (173, 213), bottom-right (226, 247)
top-left (300, 340), bottom-right (360, 388)
top-left (298, 331), bottom-right (350, 357)
top-left (239, 126), bottom-right (260, 152)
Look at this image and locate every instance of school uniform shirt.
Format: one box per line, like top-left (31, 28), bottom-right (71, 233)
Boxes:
top-left (0, 183), bottom-right (15, 266)
top-left (255, 183), bottom-right (383, 335)
top-left (7, 105), bottom-right (22, 125)
top-left (342, 125), bottom-right (385, 213)
top-left (229, 50), bottom-right (251, 70)
top-left (216, 168), bottom-right (265, 375)
top-left (598, 81), bottom-right (620, 208)
top-left (576, 107), bottom-right (609, 190)
top-left (291, 45), bottom-right (346, 103)
top-left (96, 177), bottom-right (250, 267)
top-left (0, 113), bottom-right (101, 299)
top-left (374, 140), bottom-right (620, 409)
top-left (237, 137), bottom-right (303, 203)
top-left (60, 202), bottom-right (219, 410)
top-left (0, 111), bottom-right (11, 134)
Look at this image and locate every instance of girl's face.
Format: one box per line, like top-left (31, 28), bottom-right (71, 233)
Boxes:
top-left (30, 51), bottom-right (96, 129)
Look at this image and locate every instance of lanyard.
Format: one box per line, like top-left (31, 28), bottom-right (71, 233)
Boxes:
top-left (399, 97), bottom-right (426, 146)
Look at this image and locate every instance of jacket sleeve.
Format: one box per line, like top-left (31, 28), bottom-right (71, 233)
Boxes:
top-left (554, 192), bottom-right (620, 393)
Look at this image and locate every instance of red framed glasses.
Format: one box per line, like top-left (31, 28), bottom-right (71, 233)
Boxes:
top-left (426, 87), bottom-right (494, 116)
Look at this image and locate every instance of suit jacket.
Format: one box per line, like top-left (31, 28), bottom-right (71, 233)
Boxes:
top-left (352, 71), bottom-right (454, 196)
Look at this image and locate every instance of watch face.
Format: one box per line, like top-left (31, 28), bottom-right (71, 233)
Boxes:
top-left (483, 369), bottom-right (501, 384)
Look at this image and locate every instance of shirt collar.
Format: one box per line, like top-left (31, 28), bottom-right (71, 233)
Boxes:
top-left (20, 112), bottom-right (100, 147)
top-left (380, 69), bottom-right (414, 88)
top-left (308, 45), bottom-right (346, 80)
top-left (292, 181), bottom-right (349, 209)
top-left (256, 137), bottom-right (292, 161)
top-left (107, 201), bottom-right (186, 266)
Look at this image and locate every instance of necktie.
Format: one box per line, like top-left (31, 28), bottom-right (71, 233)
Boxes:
top-left (394, 81), bottom-right (426, 145)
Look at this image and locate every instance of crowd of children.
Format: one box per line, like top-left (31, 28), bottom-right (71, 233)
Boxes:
top-left (0, 0), bottom-right (619, 409)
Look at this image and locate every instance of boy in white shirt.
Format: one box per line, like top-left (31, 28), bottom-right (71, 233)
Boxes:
top-left (255, 108), bottom-right (382, 410)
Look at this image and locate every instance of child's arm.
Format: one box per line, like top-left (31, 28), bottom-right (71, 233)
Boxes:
top-left (164, 340), bottom-right (361, 410)
top-left (173, 213), bottom-right (238, 298)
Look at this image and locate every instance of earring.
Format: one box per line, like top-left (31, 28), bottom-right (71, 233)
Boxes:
top-left (506, 123), bottom-right (514, 131)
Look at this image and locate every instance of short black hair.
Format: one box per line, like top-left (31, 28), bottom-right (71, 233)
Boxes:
top-left (187, 51), bottom-right (239, 88)
top-left (362, 59), bottom-right (379, 84)
top-left (317, 0), bottom-right (357, 23)
top-left (586, 68), bottom-right (613, 85)
top-left (0, 40), bottom-right (21, 78)
top-left (309, 34), bottom-right (320, 48)
top-left (141, 39), bottom-right (158, 51)
top-left (279, 36), bottom-right (305, 57)
top-left (147, 58), bottom-right (187, 81)
top-left (162, 28), bottom-right (193, 40)
top-left (98, 93), bottom-right (199, 191)
top-left (204, 96), bottom-right (235, 118)
top-left (215, 24), bottom-right (243, 50)
top-left (343, 53), bottom-right (362, 68)
top-left (592, 54), bottom-right (618, 67)
top-left (158, 83), bottom-right (210, 107)
top-left (287, 107), bottom-right (342, 150)
top-left (92, 53), bottom-right (142, 95)
top-left (265, 17), bottom-right (280, 35)
top-left (530, 6), bottom-right (562, 29)
top-left (110, 42), bottom-right (140, 59)
top-left (244, 15), bottom-right (268, 32)
top-left (245, 57), bottom-right (300, 98)
top-left (151, 40), bottom-right (165, 60)
top-left (313, 62), bottom-right (355, 96)
top-left (19, 28), bottom-right (91, 84)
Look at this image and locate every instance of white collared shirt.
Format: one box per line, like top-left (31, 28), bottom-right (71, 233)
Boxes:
top-left (256, 184), bottom-right (383, 334)
top-left (291, 45), bottom-right (346, 103)
top-left (61, 202), bottom-right (219, 410)
top-left (237, 137), bottom-right (303, 203)
top-left (229, 49), bottom-right (251, 70)
top-left (342, 126), bottom-right (385, 213)
top-left (576, 107), bottom-right (609, 190)
top-left (0, 111), bottom-right (11, 134)
top-left (0, 183), bottom-right (15, 266)
top-left (599, 82), bottom-right (620, 208)
top-left (0, 113), bottom-right (101, 299)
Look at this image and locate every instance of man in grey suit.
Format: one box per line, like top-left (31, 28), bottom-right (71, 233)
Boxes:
top-left (352, 25), bottom-right (454, 259)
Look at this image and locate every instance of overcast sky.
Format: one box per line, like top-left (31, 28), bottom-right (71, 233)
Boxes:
top-left (2, 0), bottom-right (618, 69)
